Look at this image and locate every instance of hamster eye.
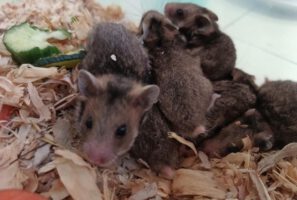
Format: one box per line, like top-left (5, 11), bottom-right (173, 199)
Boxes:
top-left (115, 124), bottom-right (127, 137)
top-left (226, 143), bottom-right (241, 154)
top-left (85, 117), bottom-right (93, 129)
top-left (176, 9), bottom-right (184, 17)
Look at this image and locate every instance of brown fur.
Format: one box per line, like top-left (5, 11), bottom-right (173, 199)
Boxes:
top-left (231, 68), bottom-right (258, 94)
top-left (80, 22), bottom-right (152, 84)
top-left (201, 109), bottom-right (274, 157)
top-left (205, 80), bottom-right (257, 139)
top-left (130, 105), bottom-right (180, 173)
top-left (77, 23), bottom-right (160, 167)
top-left (257, 80), bottom-right (297, 148)
top-left (139, 10), bottom-right (213, 137)
top-left (165, 3), bottom-right (236, 81)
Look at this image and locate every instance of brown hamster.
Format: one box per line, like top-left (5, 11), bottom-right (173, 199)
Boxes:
top-left (164, 2), bottom-right (236, 81)
top-left (257, 80), bottom-right (297, 148)
top-left (205, 80), bottom-right (256, 137)
top-left (139, 10), bottom-right (213, 138)
top-left (131, 105), bottom-right (180, 179)
top-left (199, 68), bottom-right (258, 141)
top-left (77, 23), bottom-right (160, 167)
top-left (80, 22), bottom-right (152, 84)
top-left (201, 109), bottom-right (274, 157)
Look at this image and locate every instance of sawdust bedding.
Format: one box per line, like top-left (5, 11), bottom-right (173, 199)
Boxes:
top-left (0, 0), bottom-right (297, 199)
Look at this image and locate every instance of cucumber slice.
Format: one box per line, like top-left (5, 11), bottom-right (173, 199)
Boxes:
top-left (34, 50), bottom-right (86, 68)
top-left (3, 22), bottom-right (71, 64)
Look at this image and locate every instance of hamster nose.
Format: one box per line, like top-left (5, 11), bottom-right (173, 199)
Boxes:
top-left (83, 141), bottom-right (115, 167)
top-left (92, 155), bottom-right (109, 166)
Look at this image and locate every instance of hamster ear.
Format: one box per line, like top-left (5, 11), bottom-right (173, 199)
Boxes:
top-left (203, 8), bottom-right (219, 21)
top-left (77, 70), bottom-right (100, 97)
top-left (164, 18), bottom-right (178, 31)
top-left (193, 14), bottom-right (216, 36)
top-left (244, 109), bottom-right (258, 122)
top-left (163, 19), bottom-right (179, 40)
top-left (139, 17), bottom-right (159, 47)
top-left (138, 18), bottom-right (148, 40)
top-left (131, 85), bottom-right (160, 112)
top-left (244, 108), bottom-right (256, 117)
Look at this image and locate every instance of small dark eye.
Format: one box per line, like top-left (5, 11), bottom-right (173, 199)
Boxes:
top-left (176, 9), bottom-right (184, 17)
top-left (115, 124), bottom-right (127, 137)
top-left (226, 143), bottom-right (242, 154)
top-left (85, 117), bottom-right (93, 129)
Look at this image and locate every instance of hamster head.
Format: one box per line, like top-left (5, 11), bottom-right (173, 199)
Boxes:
top-left (201, 121), bottom-right (247, 158)
top-left (164, 3), bottom-right (219, 42)
top-left (201, 108), bottom-right (274, 157)
top-left (138, 10), bottom-right (179, 49)
top-left (164, 3), bottom-right (218, 27)
top-left (76, 70), bottom-right (160, 167)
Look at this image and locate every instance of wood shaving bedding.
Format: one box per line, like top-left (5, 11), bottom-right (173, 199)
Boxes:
top-left (0, 0), bottom-right (297, 199)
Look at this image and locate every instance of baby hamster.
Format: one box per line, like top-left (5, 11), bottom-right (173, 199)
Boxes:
top-left (257, 80), bottom-right (297, 148)
top-left (205, 80), bottom-right (257, 139)
top-left (164, 2), bottom-right (236, 81)
top-left (80, 22), bottom-right (152, 84)
top-left (201, 109), bottom-right (274, 157)
top-left (77, 23), bottom-right (160, 167)
top-left (130, 105), bottom-right (180, 179)
top-left (139, 10), bottom-right (213, 137)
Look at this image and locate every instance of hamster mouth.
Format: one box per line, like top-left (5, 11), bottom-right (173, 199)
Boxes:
top-left (82, 141), bottom-right (117, 168)
top-left (87, 155), bottom-right (117, 168)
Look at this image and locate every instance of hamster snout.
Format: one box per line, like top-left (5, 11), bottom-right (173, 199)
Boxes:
top-left (82, 139), bottom-right (116, 167)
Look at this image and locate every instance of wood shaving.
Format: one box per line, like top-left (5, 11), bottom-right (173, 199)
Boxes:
top-left (172, 169), bottom-right (226, 198)
top-left (168, 132), bottom-right (198, 155)
top-left (129, 183), bottom-right (158, 200)
top-left (0, 161), bottom-right (28, 189)
top-left (248, 170), bottom-right (271, 200)
top-left (258, 143), bottom-right (297, 174)
top-left (42, 179), bottom-right (69, 200)
top-left (28, 82), bottom-right (52, 121)
top-left (55, 156), bottom-right (102, 200)
top-left (6, 64), bottom-right (61, 84)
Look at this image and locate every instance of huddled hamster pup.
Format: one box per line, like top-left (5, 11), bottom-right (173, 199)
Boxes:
top-left (201, 109), bottom-right (274, 157)
top-left (77, 23), bottom-right (160, 167)
top-left (164, 2), bottom-right (236, 81)
top-left (257, 80), bottom-right (297, 148)
top-left (131, 106), bottom-right (180, 179)
top-left (205, 80), bottom-right (257, 139)
top-left (139, 10), bottom-right (213, 138)
top-left (80, 23), bottom-right (152, 83)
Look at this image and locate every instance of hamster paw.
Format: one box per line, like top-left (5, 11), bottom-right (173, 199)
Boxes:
top-left (159, 165), bottom-right (176, 180)
top-left (207, 93), bottom-right (221, 111)
top-left (192, 125), bottom-right (207, 138)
